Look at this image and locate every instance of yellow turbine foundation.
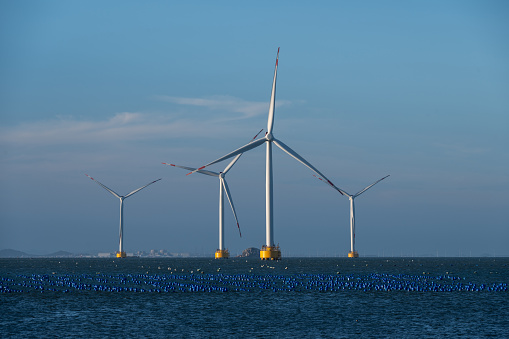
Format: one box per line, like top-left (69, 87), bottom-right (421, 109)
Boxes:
top-left (348, 251), bottom-right (359, 258)
top-left (215, 249), bottom-right (230, 259)
top-left (116, 251), bottom-right (127, 258)
top-left (260, 245), bottom-right (281, 260)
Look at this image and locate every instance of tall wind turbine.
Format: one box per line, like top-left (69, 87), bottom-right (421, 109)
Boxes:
top-left (163, 129), bottom-right (263, 259)
top-left (188, 48), bottom-right (339, 260)
top-left (321, 175), bottom-right (389, 258)
top-left (85, 175), bottom-right (161, 258)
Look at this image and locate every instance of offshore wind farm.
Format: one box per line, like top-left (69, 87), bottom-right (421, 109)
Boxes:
top-left (29, 48), bottom-right (392, 261)
top-left (79, 49), bottom-right (389, 260)
top-left (40, 46), bottom-right (500, 259)
top-left (2, 2), bottom-right (508, 338)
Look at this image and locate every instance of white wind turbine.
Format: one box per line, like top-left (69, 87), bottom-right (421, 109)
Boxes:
top-left (85, 174), bottom-right (161, 258)
top-left (319, 175), bottom-right (389, 257)
top-left (163, 129), bottom-right (263, 259)
top-left (188, 48), bottom-right (338, 260)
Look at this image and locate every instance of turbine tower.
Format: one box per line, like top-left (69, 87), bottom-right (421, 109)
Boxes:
top-left (323, 175), bottom-right (389, 258)
top-left (163, 129), bottom-right (263, 259)
top-left (86, 174), bottom-right (161, 258)
top-left (188, 48), bottom-right (338, 260)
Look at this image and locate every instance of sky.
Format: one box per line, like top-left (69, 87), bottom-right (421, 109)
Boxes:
top-left (1, 1), bottom-right (508, 257)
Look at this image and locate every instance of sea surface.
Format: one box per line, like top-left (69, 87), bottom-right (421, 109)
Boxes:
top-left (1, 257), bottom-right (508, 338)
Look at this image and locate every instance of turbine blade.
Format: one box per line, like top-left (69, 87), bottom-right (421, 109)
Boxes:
top-left (312, 175), bottom-right (349, 196)
top-left (162, 163), bottom-right (196, 172)
top-left (223, 128), bottom-right (264, 174)
top-left (124, 178), bottom-right (162, 198)
top-left (267, 48), bottom-right (279, 135)
top-left (187, 137), bottom-right (266, 175)
top-left (162, 163), bottom-right (218, 177)
top-left (272, 138), bottom-right (339, 191)
top-left (354, 175), bottom-right (390, 197)
top-left (85, 174), bottom-right (121, 199)
top-left (221, 178), bottom-right (241, 237)
top-left (252, 128), bottom-right (264, 140)
top-left (222, 154), bottom-right (243, 175)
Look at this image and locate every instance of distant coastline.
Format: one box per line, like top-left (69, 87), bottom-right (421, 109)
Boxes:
top-left (0, 249), bottom-right (202, 258)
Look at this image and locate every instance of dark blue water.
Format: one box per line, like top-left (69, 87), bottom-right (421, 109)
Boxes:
top-left (1, 257), bottom-right (508, 337)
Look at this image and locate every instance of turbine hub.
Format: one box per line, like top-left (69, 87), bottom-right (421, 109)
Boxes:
top-left (219, 172), bottom-right (225, 179)
top-left (265, 132), bottom-right (273, 141)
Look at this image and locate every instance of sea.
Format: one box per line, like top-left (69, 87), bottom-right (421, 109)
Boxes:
top-left (1, 257), bottom-right (508, 338)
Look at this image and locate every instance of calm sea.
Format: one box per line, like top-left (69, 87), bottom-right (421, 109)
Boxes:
top-left (1, 257), bottom-right (508, 338)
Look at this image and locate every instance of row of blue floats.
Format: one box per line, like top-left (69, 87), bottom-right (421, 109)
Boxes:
top-left (1, 272), bottom-right (507, 293)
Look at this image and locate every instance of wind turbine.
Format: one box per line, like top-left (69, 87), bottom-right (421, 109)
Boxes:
top-left (188, 48), bottom-right (339, 260)
top-left (163, 129), bottom-right (263, 259)
top-left (85, 174), bottom-right (162, 258)
top-left (319, 175), bottom-right (389, 257)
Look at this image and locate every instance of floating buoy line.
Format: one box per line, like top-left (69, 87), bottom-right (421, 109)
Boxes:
top-left (1, 272), bottom-right (507, 293)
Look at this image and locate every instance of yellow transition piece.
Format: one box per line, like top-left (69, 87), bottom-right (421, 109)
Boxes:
top-left (215, 249), bottom-right (230, 259)
top-left (260, 245), bottom-right (281, 260)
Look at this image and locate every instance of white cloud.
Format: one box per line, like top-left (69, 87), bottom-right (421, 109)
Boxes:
top-left (0, 95), bottom-right (293, 147)
top-left (155, 95), bottom-right (290, 119)
top-left (109, 112), bottom-right (144, 124)
top-left (0, 112), bottom-right (188, 146)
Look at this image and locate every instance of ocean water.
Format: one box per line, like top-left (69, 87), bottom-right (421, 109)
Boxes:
top-left (1, 257), bottom-right (508, 338)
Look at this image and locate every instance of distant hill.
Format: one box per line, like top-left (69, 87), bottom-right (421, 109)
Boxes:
top-left (0, 249), bottom-right (35, 258)
top-left (0, 249), bottom-right (77, 258)
top-left (237, 247), bottom-right (260, 258)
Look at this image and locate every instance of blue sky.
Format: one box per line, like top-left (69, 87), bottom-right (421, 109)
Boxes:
top-left (1, 1), bottom-right (508, 256)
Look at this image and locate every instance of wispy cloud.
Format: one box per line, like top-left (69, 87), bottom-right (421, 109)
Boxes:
top-left (0, 112), bottom-right (212, 146)
top-left (0, 95), bottom-right (294, 147)
top-left (155, 95), bottom-right (290, 119)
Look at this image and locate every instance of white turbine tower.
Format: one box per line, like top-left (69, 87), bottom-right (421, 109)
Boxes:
top-left (188, 48), bottom-right (338, 260)
top-left (86, 174), bottom-right (161, 258)
top-left (321, 175), bottom-right (389, 257)
top-left (163, 129), bottom-right (263, 259)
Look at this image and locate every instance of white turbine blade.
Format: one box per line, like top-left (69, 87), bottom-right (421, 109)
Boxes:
top-left (272, 138), bottom-right (339, 191)
top-left (85, 174), bottom-right (121, 199)
top-left (354, 175), bottom-right (390, 197)
top-left (124, 178), bottom-right (162, 198)
top-left (267, 47), bottom-right (279, 135)
top-left (162, 163), bottom-right (218, 177)
top-left (222, 154), bottom-right (244, 176)
top-left (223, 128), bottom-right (264, 174)
top-left (221, 178), bottom-right (242, 237)
top-left (186, 137), bottom-right (266, 176)
top-left (312, 175), bottom-right (349, 197)
top-left (162, 163), bottom-right (196, 172)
